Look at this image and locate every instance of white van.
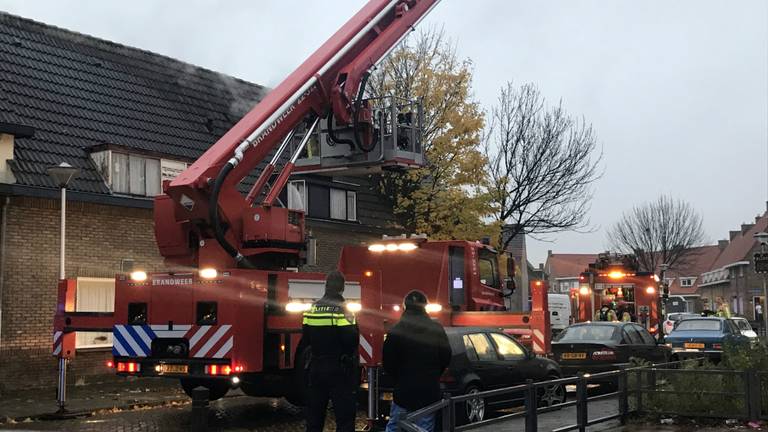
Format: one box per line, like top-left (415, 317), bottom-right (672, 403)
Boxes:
top-left (548, 294), bottom-right (572, 334)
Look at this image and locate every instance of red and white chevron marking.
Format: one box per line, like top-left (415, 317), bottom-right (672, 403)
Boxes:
top-left (52, 331), bottom-right (63, 357)
top-left (184, 325), bottom-right (233, 359)
top-left (111, 324), bottom-right (234, 359)
top-left (358, 334), bottom-right (374, 364)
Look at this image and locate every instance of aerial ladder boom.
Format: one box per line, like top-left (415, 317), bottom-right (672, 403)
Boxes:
top-left (155, 0), bottom-right (440, 270)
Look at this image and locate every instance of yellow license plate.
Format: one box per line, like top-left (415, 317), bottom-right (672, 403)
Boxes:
top-left (684, 343), bottom-right (704, 349)
top-left (382, 392), bottom-right (393, 401)
top-left (158, 364), bottom-right (188, 374)
top-left (561, 352), bottom-right (587, 360)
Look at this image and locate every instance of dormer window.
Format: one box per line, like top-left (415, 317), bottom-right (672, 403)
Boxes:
top-left (680, 277), bottom-right (695, 287)
top-left (91, 149), bottom-right (188, 198)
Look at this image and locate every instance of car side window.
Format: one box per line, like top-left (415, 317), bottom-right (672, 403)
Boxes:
top-left (623, 326), bottom-right (643, 344)
top-left (489, 333), bottom-right (526, 361)
top-left (467, 333), bottom-right (498, 361)
top-left (462, 335), bottom-right (479, 362)
top-left (634, 325), bottom-right (656, 345)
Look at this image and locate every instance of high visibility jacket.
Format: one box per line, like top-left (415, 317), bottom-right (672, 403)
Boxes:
top-left (301, 294), bottom-right (359, 360)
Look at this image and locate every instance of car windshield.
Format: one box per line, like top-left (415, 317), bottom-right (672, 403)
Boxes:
top-left (734, 320), bottom-right (751, 331)
top-left (674, 320), bottom-right (721, 331)
top-left (556, 325), bottom-right (616, 341)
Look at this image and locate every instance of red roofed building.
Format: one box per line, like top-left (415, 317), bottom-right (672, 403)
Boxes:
top-left (544, 252), bottom-right (598, 294)
top-left (698, 207), bottom-right (768, 319)
top-left (659, 245), bottom-right (722, 313)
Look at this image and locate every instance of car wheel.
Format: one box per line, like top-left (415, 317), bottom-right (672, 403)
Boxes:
top-left (538, 375), bottom-right (566, 407)
top-left (458, 385), bottom-right (485, 425)
top-left (179, 378), bottom-right (230, 401)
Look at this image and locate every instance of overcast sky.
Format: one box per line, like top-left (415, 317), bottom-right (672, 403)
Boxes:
top-left (2, 0), bottom-right (766, 265)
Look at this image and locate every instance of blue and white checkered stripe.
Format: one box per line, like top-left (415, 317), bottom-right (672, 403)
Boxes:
top-left (112, 325), bottom-right (157, 357)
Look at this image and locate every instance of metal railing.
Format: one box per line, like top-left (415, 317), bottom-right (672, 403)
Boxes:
top-left (398, 369), bottom-right (628, 432)
top-left (397, 359), bottom-right (711, 432)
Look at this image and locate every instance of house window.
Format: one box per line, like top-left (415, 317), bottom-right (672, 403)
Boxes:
top-left (680, 277), bottom-right (695, 287)
top-left (93, 150), bottom-right (185, 197)
top-left (284, 180), bottom-right (358, 222)
top-left (329, 188), bottom-right (356, 221)
top-left (75, 277), bottom-right (115, 349)
top-left (111, 152), bottom-right (163, 196)
top-left (287, 180), bottom-right (307, 211)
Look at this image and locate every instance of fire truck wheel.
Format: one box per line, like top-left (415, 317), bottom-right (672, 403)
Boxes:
top-left (179, 378), bottom-right (230, 401)
top-left (457, 384), bottom-right (485, 425)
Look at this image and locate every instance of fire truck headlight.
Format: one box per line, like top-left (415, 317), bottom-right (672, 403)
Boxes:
top-left (346, 302), bottom-right (362, 313)
top-left (200, 268), bottom-right (218, 279)
top-left (425, 303), bottom-right (443, 314)
top-left (646, 286), bottom-right (656, 294)
top-left (579, 286), bottom-right (590, 296)
top-left (286, 302), bottom-right (312, 313)
top-left (385, 243), bottom-right (398, 252)
top-left (397, 242), bottom-right (417, 251)
top-left (368, 244), bottom-right (386, 252)
top-left (231, 376), bottom-right (241, 385)
top-left (130, 271), bottom-right (147, 282)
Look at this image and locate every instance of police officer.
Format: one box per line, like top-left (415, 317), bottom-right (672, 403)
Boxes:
top-left (301, 271), bottom-right (359, 432)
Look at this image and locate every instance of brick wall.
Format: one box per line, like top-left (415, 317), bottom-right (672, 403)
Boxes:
top-left (302, 221), bottom-right (384, 273)
top-left (0, 197), bottom-right (390, 393)
top-left (0, 196), bottom-right (165, 393)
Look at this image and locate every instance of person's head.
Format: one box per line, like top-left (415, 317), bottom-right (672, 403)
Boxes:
top-left (403, 290), bottom-right (428, 312)
top-left (325, 271), bottom-right (345, 296)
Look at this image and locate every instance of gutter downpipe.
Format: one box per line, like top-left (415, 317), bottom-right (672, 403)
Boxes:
top-left (0, 196), bottom-right (9, 347)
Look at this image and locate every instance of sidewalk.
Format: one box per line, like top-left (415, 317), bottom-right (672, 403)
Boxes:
top-left (0, 377), bottom-right (189, 422)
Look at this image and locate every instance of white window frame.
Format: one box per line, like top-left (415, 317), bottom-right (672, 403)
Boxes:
top-left (329, 187), bottom-right (357, 222)
top-left (680, 277), bottom-right (695, 287)
top-left (75, 277), bottom-right (115, 350)
top-left (287, 180), bottom-right (307, 211)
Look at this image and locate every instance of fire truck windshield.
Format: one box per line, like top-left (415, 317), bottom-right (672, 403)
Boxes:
top-left (478, 249), bottom-right (499, 288)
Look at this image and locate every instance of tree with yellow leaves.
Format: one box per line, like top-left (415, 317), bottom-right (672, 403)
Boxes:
top-left (368, 27), bottom-right (490, 240)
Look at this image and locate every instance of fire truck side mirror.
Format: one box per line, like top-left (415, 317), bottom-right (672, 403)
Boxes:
top-left (506, 255), bottom-right (516, 278)
top-left (504, 277), bottom-right (515, 295)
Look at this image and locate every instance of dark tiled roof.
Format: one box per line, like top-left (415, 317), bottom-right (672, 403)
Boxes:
top-left (0, 11), bottom-right (267, 195)
top-left (709, 212), bottom-right (768, 270)
top-left (663, 245), bottom-right (722, 295)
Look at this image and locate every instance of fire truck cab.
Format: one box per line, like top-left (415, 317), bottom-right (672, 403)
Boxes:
top-left (570, 253), bottom-right (661, 335)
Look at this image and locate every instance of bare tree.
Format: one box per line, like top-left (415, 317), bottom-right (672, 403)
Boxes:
top-left (607, 195), bottom-right (706, 272)
top-left (485, 82), bottom-right (602, 250)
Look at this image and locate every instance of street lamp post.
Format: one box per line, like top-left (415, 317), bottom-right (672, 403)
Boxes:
top-left (46, 162), bottom-right (79, 413)
top-left (658, 263), bottom-right (669, 340)
top-left (753, 232), bottom-right (768, 338)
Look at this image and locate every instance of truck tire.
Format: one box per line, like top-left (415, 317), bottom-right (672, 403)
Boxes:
top-left (180, 378), bottom-right (230, 401)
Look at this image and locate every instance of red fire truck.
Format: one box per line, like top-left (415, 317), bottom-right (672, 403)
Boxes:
top-left (51, 0), bottom-right (551, 423)
top-left (570, 253), bottom-right (661, 334)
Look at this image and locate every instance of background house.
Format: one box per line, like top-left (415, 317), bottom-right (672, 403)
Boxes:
top-left (660, 245), bottom-right (721, 313)
top-left (544, 252), bottom-right (598, 294)
top-left (0, 12), bottom-right (396, 392)
top-left (699, 208), bottom-right (768, 319)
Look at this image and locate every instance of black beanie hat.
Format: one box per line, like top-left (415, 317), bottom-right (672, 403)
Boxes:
top-left (404, 290), bottom-right (428, 310)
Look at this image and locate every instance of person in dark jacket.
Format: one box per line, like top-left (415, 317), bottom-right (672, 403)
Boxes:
top-left (301, 271), bottom-right (359, 432)
top-left (383, 290), bottom-right (452, 432)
